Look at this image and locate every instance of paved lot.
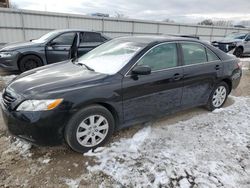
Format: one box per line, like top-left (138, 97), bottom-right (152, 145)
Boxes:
top-left (0, 59), bottom-right (249, 188)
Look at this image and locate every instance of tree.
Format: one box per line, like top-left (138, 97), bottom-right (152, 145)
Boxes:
top-left (198, 19), bottom-right (213, 26)
top-left (163, 18), bottom-right (175, 23)
top-left (9, 0), bottom-right (19, 9)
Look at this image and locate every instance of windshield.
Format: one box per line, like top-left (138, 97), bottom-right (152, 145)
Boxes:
top-left (32, 30), bottom-right (60, 43)
top-left (225, 33), bottom-right (247, 40)
top-left (77, 39), bottom-right (145, 74)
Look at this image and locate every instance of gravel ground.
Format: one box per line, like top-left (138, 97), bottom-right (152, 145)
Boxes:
top-left (0, 58), bottom-right (249, 188)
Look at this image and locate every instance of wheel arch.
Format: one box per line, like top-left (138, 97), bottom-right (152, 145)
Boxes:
top-left (17, 53), bottom-right (44, 70)
top-left (71, 101), bottom-right (121, 130)
top-left (236, 45), bottom-right (244, 52)
top-left (221, 78), bottom-right (232, 94)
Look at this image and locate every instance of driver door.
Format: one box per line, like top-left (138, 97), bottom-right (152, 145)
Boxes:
top-left (122, 43), bottom-right (183, 124)
top-left (45, 32), bottom-right (77, 64)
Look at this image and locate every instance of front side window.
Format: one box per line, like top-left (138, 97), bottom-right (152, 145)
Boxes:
top-left (181, 43), bottom-right (207, 65)
top-left (52, 32), bottom-right (76, 45)
top-left (77, 39), bottom-right (145, 74)
top-left (136, 43), bottom-right (178, 71)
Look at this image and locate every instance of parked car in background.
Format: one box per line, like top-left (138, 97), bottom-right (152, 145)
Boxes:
top-left (0, 29), bottom-right (109, 72)
top-left (1, 36), bottom-right (242, 153)
top-left (211, 32), bottom-right (250, 57)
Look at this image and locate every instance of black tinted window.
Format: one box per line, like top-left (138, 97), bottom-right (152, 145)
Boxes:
top-left (81, 32), bottom-right (103, 43)
top-left (52, 32), bottom-right (75, 45)
top-left (181, 43), bottom-right (207, 65)
top-left (206, 48), bottom-right (220, 61)
top-left (137, 43), bottom-right (178, 71)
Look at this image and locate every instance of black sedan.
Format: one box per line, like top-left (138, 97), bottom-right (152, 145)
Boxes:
top-left (0, 29), bottom-right (109, 72)
top-left (1, 36), bottom-right (242, 153)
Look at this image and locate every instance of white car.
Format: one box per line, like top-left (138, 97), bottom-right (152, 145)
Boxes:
top-left (212, 33), bottom-right (250, 57)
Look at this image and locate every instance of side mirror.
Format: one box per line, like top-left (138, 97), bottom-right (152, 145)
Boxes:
top-left (132, 65), bottom-right (151, 75)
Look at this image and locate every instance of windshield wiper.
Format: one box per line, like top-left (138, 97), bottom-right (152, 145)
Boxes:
top-left (76, 62), bottom-right (95, 72)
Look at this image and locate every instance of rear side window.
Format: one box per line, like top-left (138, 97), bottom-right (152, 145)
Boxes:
top-left (81, 32), bottom-right (103, 43)
top-left (137, 43), bottom-right (178, 71)
top-left (181, 43), bottom-right (207, 65)
top-left (206, 48), bottom-right (220, 61)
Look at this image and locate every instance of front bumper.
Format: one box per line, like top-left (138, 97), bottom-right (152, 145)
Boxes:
top-left (212, 42), bottom-right (236, 53)
top-left (0, 52), bottom-right (20, 71)
top-left (1, 102), bottom-right (70, 146)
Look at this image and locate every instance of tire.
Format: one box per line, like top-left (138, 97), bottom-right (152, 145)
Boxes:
top-left (64, 105), bottom-right (115, 153)
top-left (233, 47), bottom-right (243, 58)
top-left (206, 82), bottom-right (229, 111)
top-left (19, 55), bottom-right (43, 72)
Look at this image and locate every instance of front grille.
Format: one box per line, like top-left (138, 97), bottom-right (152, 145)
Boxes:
top-left (2, 90), bottom-right (16, 107)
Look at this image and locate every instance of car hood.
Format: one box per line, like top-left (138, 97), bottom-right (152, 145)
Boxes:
top-left (0, 41), bottom-right (40, 51)
top-left (8, 61), bottom-right (107, 97)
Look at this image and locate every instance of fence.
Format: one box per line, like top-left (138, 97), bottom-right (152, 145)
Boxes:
top-left (1, 7), bottom-right (250, 46)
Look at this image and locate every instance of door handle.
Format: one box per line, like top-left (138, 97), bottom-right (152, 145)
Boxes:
top-left (172, 73), bottom-right (182, 81)
top-left (215, 65), bottom-right (220, 70)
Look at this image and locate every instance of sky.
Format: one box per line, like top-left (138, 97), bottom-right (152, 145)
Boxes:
top-left (11, 0), bottom-right (250, 24)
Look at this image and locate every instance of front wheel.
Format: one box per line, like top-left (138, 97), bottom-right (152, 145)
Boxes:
top-left (206, 82), bottom-right (229, 111)
top-left (64, 105), bottom-right (115, 153)
top-left (19, 55), bottom-right (43, 72)
top-left (233, 47), bottom-right (243, 58)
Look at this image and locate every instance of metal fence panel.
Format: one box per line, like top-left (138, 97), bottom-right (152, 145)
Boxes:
top-left (1, 7), bottom-right (250, 45)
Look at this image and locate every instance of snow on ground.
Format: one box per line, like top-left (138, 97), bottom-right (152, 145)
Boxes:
top-left (3, 137), bottom-right (32, 158)
top-left (240, 58), bottom-right (250, 70)
top-left (85, 97), bottom-right (250, 188)
top-left (0, 74), bottom-right (17, 85)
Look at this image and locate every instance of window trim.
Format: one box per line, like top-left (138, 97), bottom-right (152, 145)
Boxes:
top-left (125, 42), bottom-right (179, 77)
top-left (125, 41), bottom-right (222, 77)
top-left (49, 31), bottom-right (76, 46)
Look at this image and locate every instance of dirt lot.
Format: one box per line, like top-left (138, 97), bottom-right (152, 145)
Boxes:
top-left (0, 60), bottom-right (249, 188)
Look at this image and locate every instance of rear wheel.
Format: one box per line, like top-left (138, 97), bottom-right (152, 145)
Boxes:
top-left (19, 55), bottom-right (43, 72)
top-left (233, 47), bottom-right (243, 57)
top-left (64, 105), bottom-right (115, 153)
top-left (206, 82), bottom-right (229, 111)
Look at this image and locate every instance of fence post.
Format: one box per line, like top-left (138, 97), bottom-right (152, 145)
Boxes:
top-left (19, 9), bottom-right (26, 41)
top-left (131, 21), bottom-right (135, 35)
top-left (210, 26), bottom-right (214, 41)
top-left (157, 23), bottom-right (160, 35)
top-left (67, 16), bottom-right (70, 28)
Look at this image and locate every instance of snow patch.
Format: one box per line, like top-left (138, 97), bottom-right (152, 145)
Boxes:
top-left (4, 137), bottom-right (32, 158)
top-left (85, 97), bottom-right (250, 187)
top-left (0, 74), bottom-right (17, 85)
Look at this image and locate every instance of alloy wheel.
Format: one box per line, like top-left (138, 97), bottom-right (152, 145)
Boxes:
top-left (76, 115), bottom-right (109, 147)
top-left (212, 86), bottom-right (227, 108)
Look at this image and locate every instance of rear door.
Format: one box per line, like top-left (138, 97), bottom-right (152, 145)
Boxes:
top-left (77, 32), bottom-right (105, 57)
top-left (45, 32), bottom-right (76, 64)
top-left (122, 42), bottom-right (184, 124)
top-left (180, 42), bottom-right (223, 108)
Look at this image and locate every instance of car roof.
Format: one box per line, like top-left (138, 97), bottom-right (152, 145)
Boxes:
top-left (116, 35), bottom-right (200, 45)
top-left (55, 29), bottom-right (103, 34)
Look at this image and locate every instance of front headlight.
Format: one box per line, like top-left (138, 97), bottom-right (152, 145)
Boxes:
top-left (0, 51), bottom-right (15, 58)
top-left (16, 99), bottom-right (63, 111)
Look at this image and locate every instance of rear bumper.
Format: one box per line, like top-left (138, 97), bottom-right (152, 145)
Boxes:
top-left (231, 68), bottom-right (242, 89)
top-left (1, 102), bottom-right (70, 146)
